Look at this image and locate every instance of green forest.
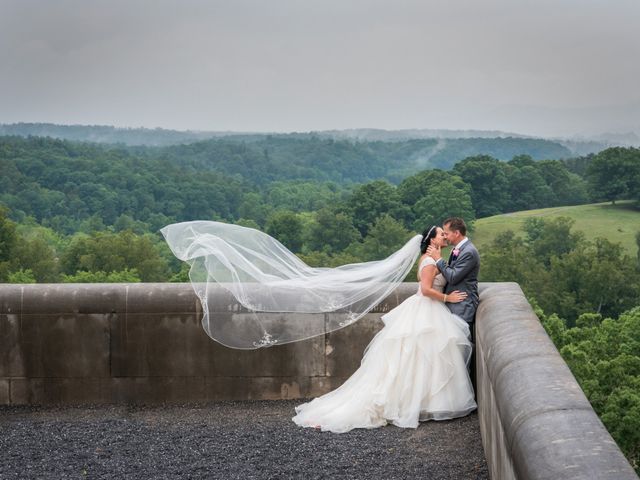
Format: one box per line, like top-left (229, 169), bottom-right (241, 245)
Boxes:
top-left (1, 133), bottom-right (639, 470)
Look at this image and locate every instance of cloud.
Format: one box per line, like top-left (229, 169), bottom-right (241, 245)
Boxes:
top-left (0, 0), bottom-right (638, 136)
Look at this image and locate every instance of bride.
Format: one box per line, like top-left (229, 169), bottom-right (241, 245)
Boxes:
top-left (292, 226), bottom-right (476, 433)
top-left (161, 221), bottom-right (476, 433)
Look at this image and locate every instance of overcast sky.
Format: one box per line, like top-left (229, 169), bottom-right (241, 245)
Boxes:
top-left (1, 0), bottom-right (639, 137)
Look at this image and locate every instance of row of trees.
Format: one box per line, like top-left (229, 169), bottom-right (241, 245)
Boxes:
top-left (0, 208), bottom-right (173, 283)
top-left (0, 136), bottom-right (246, 232)
top-left (5, 136), bottom-right (637, 237)
top-left (0, 204), bottom-right (416, 283)
top-left (243, 148), bottom-right (635, 261)
top-left (480, 217), bottom-right (640, 324)
top-left (1, 142), bottom-right (639, 282)
top-left (4, 208), bottom-right (639, 315)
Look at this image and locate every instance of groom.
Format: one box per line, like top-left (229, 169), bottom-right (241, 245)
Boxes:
top-left (426, 217), bottom-right (480, 385)
top-left (426, 217), bottom-right (480, 324)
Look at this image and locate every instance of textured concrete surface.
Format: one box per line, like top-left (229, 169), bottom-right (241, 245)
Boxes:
top-left (476, 282), bottom-right (638, 480)
top-left (0, 401), bottom-right (488, 480)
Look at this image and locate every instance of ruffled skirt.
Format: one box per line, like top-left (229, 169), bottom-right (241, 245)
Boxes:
top-left (292, 294), bottom-right (476, 433)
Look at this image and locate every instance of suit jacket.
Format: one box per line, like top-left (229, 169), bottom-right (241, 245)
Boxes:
top-left (435, 239), bottom-right (480, 324)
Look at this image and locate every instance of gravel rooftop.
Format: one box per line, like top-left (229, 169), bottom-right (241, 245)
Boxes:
top-left (0, 400), bottom-right (488, 479)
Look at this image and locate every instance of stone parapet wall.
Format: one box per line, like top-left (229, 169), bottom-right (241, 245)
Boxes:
top-left (0, 282), bottom-right (405, 404)
top-left (476, 282), bottom-right (637, 479)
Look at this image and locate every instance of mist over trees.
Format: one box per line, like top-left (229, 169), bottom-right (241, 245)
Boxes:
top-left (0, 122), bottom-right (581, 153)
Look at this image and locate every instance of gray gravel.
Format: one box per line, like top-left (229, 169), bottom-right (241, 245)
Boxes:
top-left (0, 401), bottom-right (488, 479)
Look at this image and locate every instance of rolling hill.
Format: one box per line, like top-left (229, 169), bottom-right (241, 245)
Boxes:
top-left (473, 201), bottom-right (640, 256)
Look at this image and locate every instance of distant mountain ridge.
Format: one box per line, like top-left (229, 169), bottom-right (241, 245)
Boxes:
top-left (0, 123), bottom-right (534, 145)
top-left (314, 128), bottom-right (531, 141)
top-left (0, 123), bottom-right (249, 147)
top-left (1, 121), bottom-right (633, 155)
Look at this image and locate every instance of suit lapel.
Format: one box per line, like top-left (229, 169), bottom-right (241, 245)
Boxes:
top-left (449, 240), bottom-right (471, 265)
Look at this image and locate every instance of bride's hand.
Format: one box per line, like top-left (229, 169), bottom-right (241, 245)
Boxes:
top-left (447, 290), bottom-right (468, 303)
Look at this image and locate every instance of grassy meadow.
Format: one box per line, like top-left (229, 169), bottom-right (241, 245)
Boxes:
top-left (472, 201), bottom-right (640, 256)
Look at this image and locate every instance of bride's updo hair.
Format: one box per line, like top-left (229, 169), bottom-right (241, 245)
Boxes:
top-left (420, 225), bottom-right (438, 254)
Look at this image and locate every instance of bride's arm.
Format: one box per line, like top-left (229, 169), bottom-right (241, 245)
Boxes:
top-left (420, 265), bottom-right (467, 303)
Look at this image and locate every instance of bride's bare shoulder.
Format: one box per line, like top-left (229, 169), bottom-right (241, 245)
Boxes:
top-left (419, 254), bottom-right (436, 266)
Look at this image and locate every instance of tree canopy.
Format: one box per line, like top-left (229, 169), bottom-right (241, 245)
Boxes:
top-left (587, 147), bottom-right (640, 204)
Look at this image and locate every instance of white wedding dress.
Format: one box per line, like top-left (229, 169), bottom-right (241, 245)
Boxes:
top-left (292, 256), bottom-right (477, 433)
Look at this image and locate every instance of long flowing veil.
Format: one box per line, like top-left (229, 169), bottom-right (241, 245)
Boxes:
top-left (161, 221), bottom-right (421, 349)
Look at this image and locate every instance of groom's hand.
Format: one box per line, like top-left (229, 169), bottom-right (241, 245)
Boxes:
top-left (426, 245), bottom-right (442, 261)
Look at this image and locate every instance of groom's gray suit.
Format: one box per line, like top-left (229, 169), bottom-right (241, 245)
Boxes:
top-left (435, 239), bottom-right (480, 324)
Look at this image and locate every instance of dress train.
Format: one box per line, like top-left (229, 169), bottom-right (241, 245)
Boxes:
top-left (292, 260), bottom-right (476, 433)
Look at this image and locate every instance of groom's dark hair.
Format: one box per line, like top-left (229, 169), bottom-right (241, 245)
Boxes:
top-left (443, 217), bottom-right (467, 236)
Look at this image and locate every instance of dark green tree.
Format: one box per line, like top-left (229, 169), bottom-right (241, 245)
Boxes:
top-left (452, 155), bottom-right (510, 217)
top-left (113, 214), bottom-right (149, 234)
top-left (508, 154), bottom-right (537, 168)
top-left (411, 182), bottom-right (475, 232)
top-left (547, 238), bottom-right (639, 321)
top-left (14, 236), bottom-right (59, 282)
top-left (356, 214), bottom-right (413, 262)
top-left (397, 169), bottom-right (456, 205)
top-left (264, 181), bottom-right (341, 212)
top-left (238, 192), bottom-right (272, 228)
top-left (524, 216), bottom-right (583, 267)
top-left (346, 180), bottom-right (409, 236)
top-left (586, 147), bottom-right (640, 204)
top-left (265, 210), bottom-right (304, 253)
top-left (60, 231), bottom-right (171, 281)
top-left (505, 162), bottom-right (553, 211)
top-left (304, 208), bottom-right (361, 253)
top-left (535, 159), bottom-right (589, 206)
top-left (0, 206), bottom-right (18, 281)
top-left (479, 230), bottom-right (548, 289)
